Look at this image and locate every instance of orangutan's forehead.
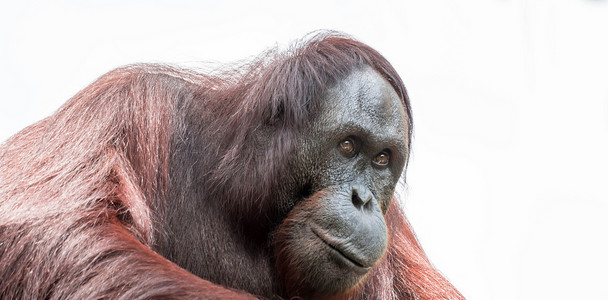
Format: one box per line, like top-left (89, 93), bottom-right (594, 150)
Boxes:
top-left (316, 67), bottom-right (409, 145)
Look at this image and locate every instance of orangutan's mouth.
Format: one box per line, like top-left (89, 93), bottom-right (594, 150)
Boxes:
top-left (310, 225), bottom-right (370, 275)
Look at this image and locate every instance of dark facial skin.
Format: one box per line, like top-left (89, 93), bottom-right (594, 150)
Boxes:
top-left (274, 66), bottom-right (409, 297)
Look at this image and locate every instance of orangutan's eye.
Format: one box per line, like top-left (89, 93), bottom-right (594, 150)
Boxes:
top-left (338, 138), bottom-right (357, 158)
top-left (372, 151), bottom-right (390, 167)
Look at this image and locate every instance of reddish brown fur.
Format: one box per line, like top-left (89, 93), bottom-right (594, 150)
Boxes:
top-left (0, 32), bottom-right (463, 299)
top-left (0, 65), bottom-right (251, 299)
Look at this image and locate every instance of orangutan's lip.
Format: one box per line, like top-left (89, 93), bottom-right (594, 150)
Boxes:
top-left (310, 225), bottom-right (371, 274)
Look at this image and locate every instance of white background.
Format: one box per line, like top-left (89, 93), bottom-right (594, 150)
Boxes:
top-left (1, 1), bottom-right (607, 299)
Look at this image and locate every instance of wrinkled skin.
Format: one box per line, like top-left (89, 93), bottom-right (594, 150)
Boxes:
top-left (274, 66), bottom-right (409, 297)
